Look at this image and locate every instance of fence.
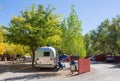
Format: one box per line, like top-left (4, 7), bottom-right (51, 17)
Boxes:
top-left (94, 55), bottom-right (120, 62)
top-left (115, 56), bottom-right (120, 62)
top-left (94, 55), bottom-right (106, 61)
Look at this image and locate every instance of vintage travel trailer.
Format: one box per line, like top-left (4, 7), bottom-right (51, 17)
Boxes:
top-left (34, 46), bottom-right (58, 68)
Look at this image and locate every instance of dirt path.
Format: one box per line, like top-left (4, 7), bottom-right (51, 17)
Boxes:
top-left (0, 61), bottom-right (120, 81)
top-left (0, 61), bottom-right (71, 81)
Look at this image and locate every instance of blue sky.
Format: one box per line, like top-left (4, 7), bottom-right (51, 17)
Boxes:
top-left (0, 0), bottom-right (120, 34)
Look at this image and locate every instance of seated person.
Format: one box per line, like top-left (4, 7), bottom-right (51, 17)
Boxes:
top-left (58, 61), bottom-right (65, 69)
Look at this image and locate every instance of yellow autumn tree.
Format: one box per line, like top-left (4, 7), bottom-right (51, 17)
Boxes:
top-left (0, 26), bottom-right (5, 54)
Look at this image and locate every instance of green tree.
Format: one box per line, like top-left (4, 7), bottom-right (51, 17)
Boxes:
top-left (61, 5), bottom-right (86, 58)
top-left (84, 33), bottom-right (94, 56)
top-left (107, 16), bottom-right (120, 54)
top-left (88, 20), bottom-right (111, 55)
top-left (87, 15), bottom-right (120, 55)
top-left (4, 5), bottom-right (61, 66)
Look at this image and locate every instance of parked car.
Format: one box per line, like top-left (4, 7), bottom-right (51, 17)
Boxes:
top-left (24, 56), bottom-right (32, 62)
top-left (106, 56), bottom-right (115, 63)
top-left (90, 56), bottom-right (95, 61)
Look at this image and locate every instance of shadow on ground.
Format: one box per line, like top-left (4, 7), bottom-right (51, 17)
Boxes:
top-left (0, 62), bottom-right (60, 81)
top-left (109, 63), bottom-right (120, 68)
top-left (0, 62), bottom-right (58, 73)
top-left (91, 61), bottom-right (120, 69)
top-left (91, 61), bottom-right (106, 64)
top-left (1, 73), bottom-right (59, 81)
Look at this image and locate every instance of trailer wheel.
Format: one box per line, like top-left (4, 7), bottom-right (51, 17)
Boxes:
top-left (53, 66), bottom-right (59, 71)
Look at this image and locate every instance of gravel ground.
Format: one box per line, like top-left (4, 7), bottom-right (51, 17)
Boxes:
top-left (0, 61), bottom-right (120, 81)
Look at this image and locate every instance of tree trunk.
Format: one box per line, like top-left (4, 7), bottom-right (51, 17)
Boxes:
top-left (31, 49), bottom-right (35, 67)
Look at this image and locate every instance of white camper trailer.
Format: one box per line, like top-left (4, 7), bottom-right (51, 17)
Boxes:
top-left (34, 46), bottom-right (58, 68)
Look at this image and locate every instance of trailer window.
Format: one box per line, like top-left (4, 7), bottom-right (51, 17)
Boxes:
top-left (44, 52), bottom-right (50, 56)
